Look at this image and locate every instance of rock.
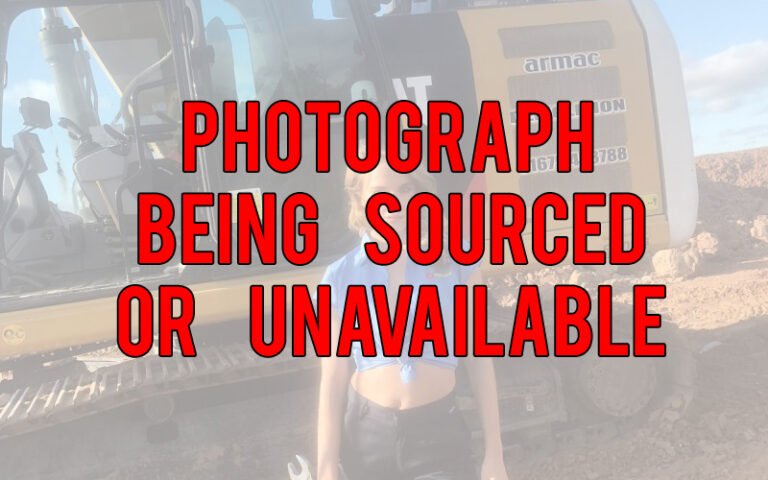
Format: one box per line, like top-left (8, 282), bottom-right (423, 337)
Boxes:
top-left (661, 409), bottom-right (682, 424)
top-left (652, 248), bottom-right (698, 279)
top-left (568, 269), bottom-right (598, 286)
top-left (691, 231), bottom-right (719, 255)
top-left (750, 215), bottom-right (768, 243)
top-left (652, 232), bottom-right (721, 278)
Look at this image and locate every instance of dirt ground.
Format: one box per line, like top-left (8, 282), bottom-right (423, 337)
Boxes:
top-left (511, 148), bottom-right (768, 480)
top-left (3, 149), bottom-right (767, 480)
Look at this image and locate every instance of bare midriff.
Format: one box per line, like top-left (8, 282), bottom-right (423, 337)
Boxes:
top-left (350, 362), bottom-right (456, 410)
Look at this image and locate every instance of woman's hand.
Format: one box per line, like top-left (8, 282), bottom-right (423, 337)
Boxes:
top-left (317, 310), bottom-right (352, 480)
top-left (464, 270), bottom-right (510, 480)
top-left (317, 465), bottom-right (340, 480)
top-left (481, 450), bottom-right (510, 480)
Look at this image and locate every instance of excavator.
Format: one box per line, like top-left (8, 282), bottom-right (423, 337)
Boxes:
top-left (0, 0), bottom-right (697, 478)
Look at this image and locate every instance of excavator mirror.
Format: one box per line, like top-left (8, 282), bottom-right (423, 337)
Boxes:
top-left (19, 97), bottom-right (53, 130)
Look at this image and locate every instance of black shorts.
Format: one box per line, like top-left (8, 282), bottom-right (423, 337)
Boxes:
top-left (341, 387), bottom-right (476, 480)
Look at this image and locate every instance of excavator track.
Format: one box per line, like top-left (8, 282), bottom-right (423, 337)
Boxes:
top-left (0, 344), bottom-right (312, 441)
top-left (0, 341), bottom-right (696, 480)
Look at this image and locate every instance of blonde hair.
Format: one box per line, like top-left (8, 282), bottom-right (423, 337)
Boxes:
top-left (344, 158), bottom-right (437, 236)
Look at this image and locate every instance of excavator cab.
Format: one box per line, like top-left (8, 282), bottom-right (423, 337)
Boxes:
top-left (0, 2), bottom-right (191, 301)
top-left (0, 0), bottom-right (698, 304)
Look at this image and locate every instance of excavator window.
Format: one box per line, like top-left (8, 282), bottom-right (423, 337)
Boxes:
top-left (0, 2), bottom-right (185, 300)
top-left (199, 0), bottom-right (380, 270)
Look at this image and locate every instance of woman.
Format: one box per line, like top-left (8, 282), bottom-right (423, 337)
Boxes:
top-left (317, 161), bottom-right (510, 480)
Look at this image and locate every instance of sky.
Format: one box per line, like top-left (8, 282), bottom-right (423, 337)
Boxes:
top-left (2, 9), bottom-right (122, 213)
top-left (656, 0), bottom-right (768, 154)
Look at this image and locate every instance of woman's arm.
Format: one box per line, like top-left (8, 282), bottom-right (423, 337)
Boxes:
top-left (317, 311), bottom-right (352, 480)
top-left (465, 356), bottom-right (508, 480)
top-left (464, 269), bottom-right (510, 480)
